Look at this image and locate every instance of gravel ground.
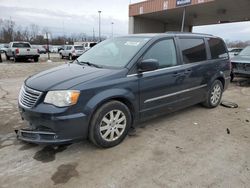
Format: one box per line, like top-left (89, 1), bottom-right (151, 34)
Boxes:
top-left (0, 60), bottom-right (249, 188)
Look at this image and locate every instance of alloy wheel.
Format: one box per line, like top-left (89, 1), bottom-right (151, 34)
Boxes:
top-left (99, 110), bottom-right (126, 142)
top-left (210, 84), bottom-right (222, 105)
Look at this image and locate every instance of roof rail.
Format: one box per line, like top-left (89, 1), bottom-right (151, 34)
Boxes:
top-left (165, 31), bottom-right (213, 36)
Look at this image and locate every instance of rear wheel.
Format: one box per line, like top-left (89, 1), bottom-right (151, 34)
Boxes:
top-left (13, 56), bottom-right (19, 63)
top-left (34, 57), bottom-right (39, 62)
top-left (202, 80), bottom-right (223, 108)
top-left (5, 53), bottom-right (10, 60)
top-left (60, 53), bottom-right (64, 59)
top-left (89, 101), bottom-right (131, 148)
top-left (230, 72), bottom-right (234, 82)
top-left (69, 54), bottom-right (72, 60)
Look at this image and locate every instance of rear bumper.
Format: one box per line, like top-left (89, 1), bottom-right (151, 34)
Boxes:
top-left (233, 70), bottom-right (250, 78)
top-left (17, 104), bottom-right (89, 144)
top-left (16, 55), bottom-right (40, 58)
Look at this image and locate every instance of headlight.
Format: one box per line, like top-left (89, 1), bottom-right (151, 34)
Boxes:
top-left (44, 90), bottom-right (80, 107)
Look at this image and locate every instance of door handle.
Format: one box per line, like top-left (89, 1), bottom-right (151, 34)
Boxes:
top-left (172, 72), bottom-right (182, 77)
top-left (184, 69), bottom-right (192, 75)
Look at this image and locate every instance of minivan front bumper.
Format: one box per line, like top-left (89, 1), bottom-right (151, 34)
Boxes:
top-left (17, 104), bottom-right (89, 144)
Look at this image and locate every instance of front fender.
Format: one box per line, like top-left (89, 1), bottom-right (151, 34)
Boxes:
top-left (84, 88), bottom-right (138, 120)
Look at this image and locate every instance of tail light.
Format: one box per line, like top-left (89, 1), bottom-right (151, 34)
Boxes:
top-left (15, 48), bottom-right (19, 54)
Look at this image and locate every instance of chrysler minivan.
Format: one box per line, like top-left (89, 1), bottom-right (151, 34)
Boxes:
top-left (17, 33), bottom-right (230, 148)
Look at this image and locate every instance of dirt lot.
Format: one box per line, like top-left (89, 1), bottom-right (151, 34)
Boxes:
top-left (0, 59), bottom-right (250, 188)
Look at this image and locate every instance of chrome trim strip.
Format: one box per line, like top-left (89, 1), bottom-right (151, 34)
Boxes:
top-left (127, 65), bottom-right (183, 77)
top-left (144, 84), bottom-right (207, 103)
top-left (18, 85), bottom-right (43, 109)
top-left (20, 130), bottom-right (56, 135)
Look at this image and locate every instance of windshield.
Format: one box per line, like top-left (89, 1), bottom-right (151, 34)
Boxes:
top-left (239, 46), bottom-right (250, 56)
top-left (76, 37), bottom-right (150, 68)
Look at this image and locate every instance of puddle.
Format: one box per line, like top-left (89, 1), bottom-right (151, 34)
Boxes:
top-left (33, 144), bottom-right (70, 163)
top-left (51, 163), bottom-right (79, 185)
top-left (19, 143), bottom-right (38, 151)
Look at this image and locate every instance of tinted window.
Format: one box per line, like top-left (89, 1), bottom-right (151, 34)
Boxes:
top-left (66, 46), bottom-right (72, 50)
top-left (12, 43), bottom-right (31, 48)
top-left (208, 38), bottom-right (228, 59)
top-left (143, 39), bottom-right (177, 68)
top-left (90, 43), bottom-right (97, 48)
top-left (179, 38), bottom-right (207, 64)
top-left (74, 46), bottom-right (84, 50)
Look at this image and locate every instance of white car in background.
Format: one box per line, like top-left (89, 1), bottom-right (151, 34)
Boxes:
top-left (228, 48), bottom-right (243, 58)
top-left (60, 45), bottom-right (85, 60)
top-left (83, 42), bottom-right (97, 50)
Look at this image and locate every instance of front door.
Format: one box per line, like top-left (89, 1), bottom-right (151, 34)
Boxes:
top-left (139, 38), bottom-right (190, 119)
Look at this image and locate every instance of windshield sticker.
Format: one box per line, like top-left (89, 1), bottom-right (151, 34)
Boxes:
top-left (124, 41), bottom-right (140, 46)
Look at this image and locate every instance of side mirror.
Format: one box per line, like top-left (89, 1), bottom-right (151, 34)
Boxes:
top-left (138, 59), bottom-right (159, 73)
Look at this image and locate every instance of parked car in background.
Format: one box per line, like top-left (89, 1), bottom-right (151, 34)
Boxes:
top-left (51, 46), bottom-right (59, 53)
top-left (83, 42), bottom-right (97, 50)
top-left (228, 48), bottom-right (243, 58)
top-left (0, 44), bottom-right (9, 54)
top-left (57, 46), bottom-right (64, 52)
top-left (16, 33), bottom-right (230, 148)
top-left (33, 45), bottom-right (46, 54)
top-left (6, 42), bottom-right (40, 62)
top-left (0, 44), bottom-right (4, 53)
top-left (43, 45), bottom-right (53, 53)
top-left (231, 46), bottom-right (250, 81)
top-left (60, 45), bottom-right (85, 60)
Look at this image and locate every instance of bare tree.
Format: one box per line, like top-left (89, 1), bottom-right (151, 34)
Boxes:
top-left (30, 24), bottom-right (39, 40)
top-left (22, 26), bottom-right (30, 41)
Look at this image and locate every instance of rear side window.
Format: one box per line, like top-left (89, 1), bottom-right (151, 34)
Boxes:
top-left (179, 38), bottom-right (207, 64)
top-left (208, 38), bottom-right (228, 59)
top-left (143, 39), bottom-right (177, 68)
top-left (74, 46), bottom-right (84, 50)
top-left (12, 43), bottom-right (31, 48)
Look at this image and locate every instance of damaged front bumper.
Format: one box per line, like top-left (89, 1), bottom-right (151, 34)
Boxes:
top-left (16, 103), bottom-right (89, 145)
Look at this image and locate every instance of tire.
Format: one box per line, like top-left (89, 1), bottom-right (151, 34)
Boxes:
top-left (230, 72), bottom-right (234, 82)
top-left (202, 80), bottom-right (223, 108)
top-left (6, 53), bottom-right (10, 60)
top-left (60, 54), bottom-right (64, 59)
top-left (13, 56), bottom-right (19, 63)
top-left (69, 54), bottom-right (72, 60)
top-left (89, 100), bottom-right (132, 148)
top-left (34, 57), bottom-right (39, 62)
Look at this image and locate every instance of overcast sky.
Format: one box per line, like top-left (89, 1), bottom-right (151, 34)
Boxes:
top-left (0, 0), bottom-right (250, 41)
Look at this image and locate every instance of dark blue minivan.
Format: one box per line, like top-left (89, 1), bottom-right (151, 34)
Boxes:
top-left (17, 33), bottom-right (231, 148)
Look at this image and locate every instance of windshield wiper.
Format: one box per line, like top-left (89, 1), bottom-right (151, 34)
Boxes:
top-left (75, 59), bottom-right (102, 68)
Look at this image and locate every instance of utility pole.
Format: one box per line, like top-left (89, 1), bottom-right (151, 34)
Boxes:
top-left (111, 22), bottom-right (114, 38)
top-left (46, 32), bottom-right (50, 60)
top-left (93, 27), bottom-right (95, 41)
top-left (98, 10), bottom-right (102, 42)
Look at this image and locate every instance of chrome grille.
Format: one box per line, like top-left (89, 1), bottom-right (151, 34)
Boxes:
top-left (19, 85), bottom-right (42, 108)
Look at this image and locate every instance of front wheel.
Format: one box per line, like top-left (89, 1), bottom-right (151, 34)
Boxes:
top-left (89, 101), bottom-right (132, 148)
top-left (202, 80), bottom-right (223, 108)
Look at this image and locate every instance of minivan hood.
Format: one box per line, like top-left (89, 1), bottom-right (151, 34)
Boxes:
top-left (25, 63), bottom-right (116, 91)
top-left (231, 55), bottom-right (250, 64)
